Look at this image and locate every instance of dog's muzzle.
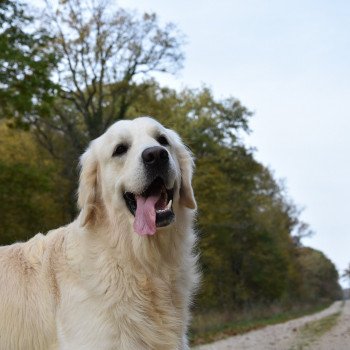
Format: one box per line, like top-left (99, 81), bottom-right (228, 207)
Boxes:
top-left (124, 146), bottom-right (175, 236)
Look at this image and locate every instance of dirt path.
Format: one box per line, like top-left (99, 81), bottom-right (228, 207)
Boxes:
top-left (194, 301), bottom-right (348, 350)
top-left (307, 300), bottom-right (350, 350)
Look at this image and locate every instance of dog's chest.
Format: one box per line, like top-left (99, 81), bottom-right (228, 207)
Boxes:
top-left (109, 267), bottom-right (184, 348)
top-left (58, 262), bottom-right (184, 349)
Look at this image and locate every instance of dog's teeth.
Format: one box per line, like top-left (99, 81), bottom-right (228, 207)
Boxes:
top-left (166, 200), bottom-right (172, 210)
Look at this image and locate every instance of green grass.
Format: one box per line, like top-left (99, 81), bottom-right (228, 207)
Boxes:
top-left (190, 302), bottom-right (334, 346)
top-left (289, 310), bottom-right (342, 349)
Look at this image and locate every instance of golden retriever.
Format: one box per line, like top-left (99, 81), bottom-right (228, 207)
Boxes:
top-left (0, 117), bottom-right (199, 350)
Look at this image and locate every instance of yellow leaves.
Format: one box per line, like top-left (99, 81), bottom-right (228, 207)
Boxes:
top-left (0, 122), bottom-right (37, 164)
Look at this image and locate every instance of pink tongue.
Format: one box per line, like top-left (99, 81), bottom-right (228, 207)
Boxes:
top-left (133, 194), bottom-right (161, 235)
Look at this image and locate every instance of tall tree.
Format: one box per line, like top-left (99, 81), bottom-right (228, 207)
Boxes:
top-left (28, 0), bottom-right (185, 158)
top-left (6, 0), bottom-right (185, 218)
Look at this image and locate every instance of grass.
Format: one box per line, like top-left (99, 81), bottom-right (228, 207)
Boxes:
top-left (190, 301), bottom-right (334, 346)
top-left (289, 308), bottom-right (342, 349)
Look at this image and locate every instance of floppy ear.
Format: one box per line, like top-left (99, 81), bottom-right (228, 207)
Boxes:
top-left (172, 133), bottom-right (196, 210)
top-left (77, 147), bottom-right (100, 227)
top-left (179, 147), bottom-right (196, 209)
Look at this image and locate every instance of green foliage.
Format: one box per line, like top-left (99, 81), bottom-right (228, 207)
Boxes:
top-left (296, 247), bottom-right (342, 302)
top-left (0, 0), bottom-right (57, 118)
top-left (0, 161), bottom-right (50, 243)
top-left (0, 123), bottom-right (70, 244)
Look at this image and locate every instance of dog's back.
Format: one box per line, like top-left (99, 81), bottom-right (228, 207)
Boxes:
top-left (0, 232), bottom-right (63, 350)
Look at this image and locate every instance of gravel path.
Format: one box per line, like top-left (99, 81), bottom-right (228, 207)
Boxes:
top-left (194, 301), bottom-right (347, 350)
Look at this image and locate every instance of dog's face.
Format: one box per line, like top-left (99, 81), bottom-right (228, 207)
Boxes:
top-left (78, 117), bottom-right (196, 235)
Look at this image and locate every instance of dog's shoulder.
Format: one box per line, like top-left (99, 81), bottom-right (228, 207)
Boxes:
top-left (0, 224), bottom-right (71, 275)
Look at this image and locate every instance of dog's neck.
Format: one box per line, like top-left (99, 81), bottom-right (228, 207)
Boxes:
top-left (76, 209), bottom-right (194, 276)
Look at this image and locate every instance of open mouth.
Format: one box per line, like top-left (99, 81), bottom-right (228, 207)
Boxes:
top-left (123, 177), bottom-right (175, 236)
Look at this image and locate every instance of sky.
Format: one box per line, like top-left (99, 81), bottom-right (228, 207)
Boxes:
top-left (30, 0), bottom-right (350, 286)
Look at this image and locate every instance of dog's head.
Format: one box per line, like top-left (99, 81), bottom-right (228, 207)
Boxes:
top-left (78, 117), bottom-right (196, 235)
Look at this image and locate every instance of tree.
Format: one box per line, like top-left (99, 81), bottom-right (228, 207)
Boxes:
top-left (27, 0), bottom-right (185, 158)
top-left (342, 264), bottom-right (350, 289)
top-left (0, 0), bottom-right (57, 119)
top-left (0, 122), bottom-right (70, 244)
top-left (5, 0), bottom-right (186, 218)
top-left (297, 247), bottom-right (341, 302)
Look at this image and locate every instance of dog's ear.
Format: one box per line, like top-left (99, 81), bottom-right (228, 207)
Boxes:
top-left (169, 130), bottom-right (196, 209)
top-left (179, 149), bottom-right (196, 209)
top-left (77, 147), bottom-right (100, 227)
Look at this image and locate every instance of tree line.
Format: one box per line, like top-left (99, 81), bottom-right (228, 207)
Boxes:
top-left (0, 0), bottom-right (341, 314)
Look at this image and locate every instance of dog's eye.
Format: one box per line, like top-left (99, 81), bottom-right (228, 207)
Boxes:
top-left (113, 144), bottom-right (128, 157)
top-left (157, 135), bottom-right (169, 146)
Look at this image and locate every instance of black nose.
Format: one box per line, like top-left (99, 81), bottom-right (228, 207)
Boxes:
top-left (142, 146), bottom-right (169, 166)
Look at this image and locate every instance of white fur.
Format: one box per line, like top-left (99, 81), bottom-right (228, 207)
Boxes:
top-left (0, 117), bottom-right (199, 350)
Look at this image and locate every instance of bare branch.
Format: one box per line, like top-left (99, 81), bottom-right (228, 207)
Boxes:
top-left (39, 0), bottom-right (184, 148)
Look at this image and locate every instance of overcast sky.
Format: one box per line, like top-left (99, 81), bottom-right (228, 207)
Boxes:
top-left (117, 0), bottom-right (350, 286)
top-left (30, 0), bottom-right (350, 286)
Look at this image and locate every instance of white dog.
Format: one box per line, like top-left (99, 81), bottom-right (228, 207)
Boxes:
top-left (0, 117), bottom-right (199, 350)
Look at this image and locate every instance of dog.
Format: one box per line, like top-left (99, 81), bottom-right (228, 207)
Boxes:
top-left (0, 117), bottom-right (199, 350)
